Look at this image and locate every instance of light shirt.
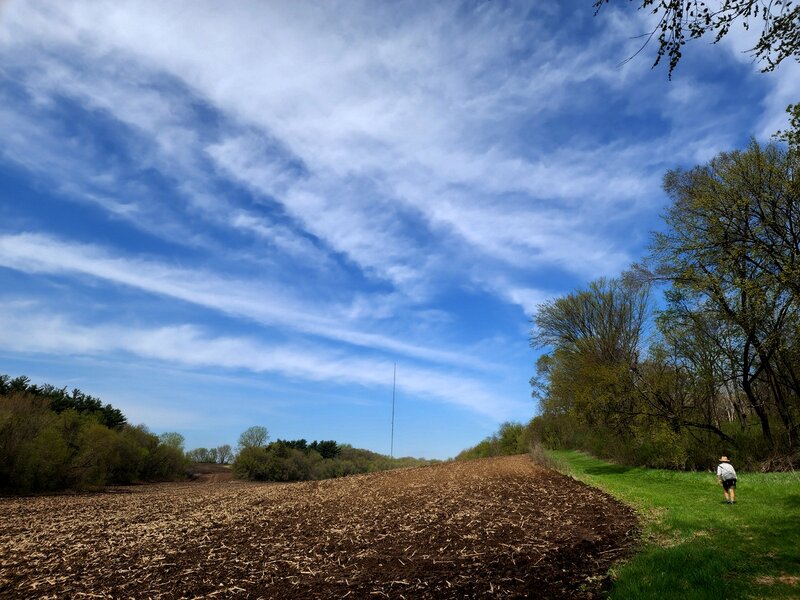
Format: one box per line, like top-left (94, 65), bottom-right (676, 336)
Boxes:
top-left (717, 462), bottom-right (736, 480)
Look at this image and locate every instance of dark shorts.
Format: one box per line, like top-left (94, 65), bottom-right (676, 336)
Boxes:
top-left (722, 478), bottom-right (737, 491)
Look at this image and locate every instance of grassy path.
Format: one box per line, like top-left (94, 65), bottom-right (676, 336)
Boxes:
top-left (551, 451), bottom-right (800, 599)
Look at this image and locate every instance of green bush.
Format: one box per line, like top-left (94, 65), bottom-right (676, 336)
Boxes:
top-left (632, 423), bottom-right (688, 470)
top-left (233, 446), bottom-right (314, 481)
top-left (76, 421), bottom-right (121, 486)
top-left (456, 421), bottom-right (529, 460)
top-left (233, 446), bottom-right (272, 480)
top-left (19, 422), bottom-right (71, 491)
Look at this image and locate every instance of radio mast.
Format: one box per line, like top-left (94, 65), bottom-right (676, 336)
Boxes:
top-left (390, 362), bottom-right (396, 459)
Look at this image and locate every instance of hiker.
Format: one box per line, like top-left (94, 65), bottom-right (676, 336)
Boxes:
top-left (716, 456), bottom-right (737, 504)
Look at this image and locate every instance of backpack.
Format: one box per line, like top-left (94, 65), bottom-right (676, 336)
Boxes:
top-left (718, 463), bottom-right (736, 481)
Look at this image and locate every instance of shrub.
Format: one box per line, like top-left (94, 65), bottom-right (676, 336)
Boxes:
top-left (456, 421), bottom-right (528, 460)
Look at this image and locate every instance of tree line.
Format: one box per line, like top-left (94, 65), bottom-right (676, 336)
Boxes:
top-left (529, 128), bottom-right (800, 470)
top-left (455, 422), bottom-right (532, 460)
top-left (0, 377), bottom-right (435, 493)
top-left (185, 445), bottom-right (233, 464)
top-left (0, 375), bottom-right (187, 493)
top-left (233, 425), bottom-right (435, 482)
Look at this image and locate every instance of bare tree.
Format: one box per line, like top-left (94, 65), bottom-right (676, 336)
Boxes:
top-left (215, 444), bottom-right (233, 464)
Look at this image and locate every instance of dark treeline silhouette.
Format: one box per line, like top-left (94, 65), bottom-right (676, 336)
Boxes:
top-left (273, 439), bottom-right (340, 459)
top-left (0, 375), bottom-right (126, 429)
top-left (0, 374), bottom-right (187, 493)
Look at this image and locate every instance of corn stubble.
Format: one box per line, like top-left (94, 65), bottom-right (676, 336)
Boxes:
top-left (0, 456), bottom-right (637, 598)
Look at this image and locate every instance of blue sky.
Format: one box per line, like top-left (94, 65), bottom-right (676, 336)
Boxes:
top-left (0, 1), bottom-right (797, 459)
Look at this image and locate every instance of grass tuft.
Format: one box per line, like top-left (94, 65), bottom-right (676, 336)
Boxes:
top-left (529, 442), bottom-right (570, 472)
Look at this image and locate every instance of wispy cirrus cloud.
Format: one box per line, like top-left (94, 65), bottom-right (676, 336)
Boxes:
top-left (0, 0), bottom-right (679, 299)
top-left (0, 303), bottom-right (518, 418)
top-left (0, 232), bottom-right (492, 369)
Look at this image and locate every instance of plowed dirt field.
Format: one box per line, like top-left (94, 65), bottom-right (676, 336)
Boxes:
top-left (0, 456), bottom-right (638, 598)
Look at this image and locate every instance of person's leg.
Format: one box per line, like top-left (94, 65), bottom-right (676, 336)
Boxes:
top-left (722, 485), bottom-right (730, 502)
top-left (729, 484), bottom-right (735, 503)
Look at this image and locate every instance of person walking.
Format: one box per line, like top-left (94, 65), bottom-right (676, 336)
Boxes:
top-left (717, 456), bottom-right (737, 504)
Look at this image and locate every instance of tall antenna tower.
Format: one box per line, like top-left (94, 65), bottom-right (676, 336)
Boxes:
top-left (390, 362), bottom-right (396, 459)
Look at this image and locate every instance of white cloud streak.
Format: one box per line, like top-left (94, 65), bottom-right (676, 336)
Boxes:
top-left (0, 0), bottom-right (684, 301)
top-left (0, 303), bottom-right (519, 419)
top-left (0, 232), bottom-right (490, 369)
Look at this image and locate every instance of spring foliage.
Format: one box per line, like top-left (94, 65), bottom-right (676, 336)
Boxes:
top-left (595, 0), bottom-right (800, 75)
top-left (528, 137), bottom-right (800, 470)
top-left (0, 374), bottom-right (187, 493)
top-left (455, 422), bottom-right (532, 460)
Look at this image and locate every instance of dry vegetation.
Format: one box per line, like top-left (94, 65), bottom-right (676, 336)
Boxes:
top-left (0, 456), bottom-right (637, 599)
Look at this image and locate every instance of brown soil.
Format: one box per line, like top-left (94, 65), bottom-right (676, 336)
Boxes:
top-left (0, 455), bottom-right (638, 599)
top-left (189, 462), bottom-right (235, 484)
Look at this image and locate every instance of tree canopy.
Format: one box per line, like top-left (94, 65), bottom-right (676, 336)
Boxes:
top-left (529, 135), bottom-right (800, 469)
top-left (595, 0), bottom-right (800, 75)
top-left (0, 374), bottom-right (126, 429)
top-left (1, 374), bottom-right (186, 492)
top-left (237, 425), bottom-right (269, 450)
top-left (653, 140), bottom-right (800, 449)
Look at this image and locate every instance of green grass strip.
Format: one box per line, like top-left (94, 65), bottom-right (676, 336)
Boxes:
top-left (550, 450), bottom-right (800, 599)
